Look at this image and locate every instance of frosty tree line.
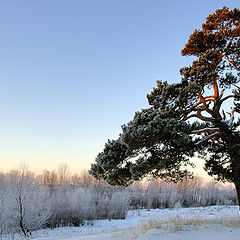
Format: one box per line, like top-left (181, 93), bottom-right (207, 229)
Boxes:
top-left (0, 166), bottom-right (237, 237)
top-left (90, 7), bottom-right (240, 208)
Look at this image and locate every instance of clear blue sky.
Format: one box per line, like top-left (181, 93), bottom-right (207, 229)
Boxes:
top-left (0, 0), bottom-right (239, 173)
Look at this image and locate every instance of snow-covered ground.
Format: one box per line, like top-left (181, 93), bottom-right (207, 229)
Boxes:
top-left (30, 205), bottom-right (239, 240)
top-left (137, 226), bottom-right (240, 240)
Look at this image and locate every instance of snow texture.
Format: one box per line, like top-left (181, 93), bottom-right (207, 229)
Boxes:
top-left (28, 205), bottom-right (239, 240)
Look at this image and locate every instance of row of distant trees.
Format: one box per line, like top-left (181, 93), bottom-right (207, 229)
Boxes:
top-left (34, 163), bottom-right (96, 189)
top-left (0, 165), bottom-right (237, 238)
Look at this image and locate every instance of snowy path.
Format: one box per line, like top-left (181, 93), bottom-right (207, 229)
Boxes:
top-left (32, 206), bottom-right (240, 240)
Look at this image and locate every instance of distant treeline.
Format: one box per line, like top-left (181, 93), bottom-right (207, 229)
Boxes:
top-left (0, 165), bottom-right (237, 238)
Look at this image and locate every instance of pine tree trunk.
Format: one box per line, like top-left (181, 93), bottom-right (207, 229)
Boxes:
top-left (234, 183), bottom-right (240, 211)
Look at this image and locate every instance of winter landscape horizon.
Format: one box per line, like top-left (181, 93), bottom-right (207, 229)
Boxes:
top-left (0, 166), bottom-right (239, 239)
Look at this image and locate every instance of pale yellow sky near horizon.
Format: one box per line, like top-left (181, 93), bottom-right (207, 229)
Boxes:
top-left (1, 154), bottom-right (212, 182)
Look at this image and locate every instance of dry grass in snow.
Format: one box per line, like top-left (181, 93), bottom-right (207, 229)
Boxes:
top-left (123, 212), bottom-right (240, 240)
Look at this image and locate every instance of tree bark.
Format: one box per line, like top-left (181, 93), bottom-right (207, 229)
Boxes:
top-left (19, 197), bottom-right (27, 236)
top-left (234, 183), bottom-right (240, 211)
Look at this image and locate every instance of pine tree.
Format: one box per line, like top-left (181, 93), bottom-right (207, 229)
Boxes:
top-left (89, 7), bottom-right (240, 208)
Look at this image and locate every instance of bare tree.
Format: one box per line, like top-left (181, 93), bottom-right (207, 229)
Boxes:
top-left (9, 166), bottom-right (51, 236)
top-left (58, 163), bottom-right (70, 185)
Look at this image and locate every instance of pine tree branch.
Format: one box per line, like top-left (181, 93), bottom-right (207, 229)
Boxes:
top-left (195, 99), bottom-right (214, 107)
top-left (220, 94), bottom-right (234, 104)
top-left (192, 128), bottom-right (220, 134)
top-left (184, 111), bottom-right (215, 122)
top-left (212, 81), bottom-right (219, 103)
top-left (195, 132), bottom-right (222, 146)
top-left (219, 89), bottom-right (225, 99)
top-left (199, 95), bottom-right (214, 116)
top-left (232, 83), bottom-right (240, 90)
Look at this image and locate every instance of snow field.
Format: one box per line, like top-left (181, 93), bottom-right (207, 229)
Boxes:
top-left (29, 205), bottom-right (240, 240)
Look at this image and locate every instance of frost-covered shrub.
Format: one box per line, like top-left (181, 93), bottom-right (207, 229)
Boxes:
top-left (0, 170), bottom-right (52, 237)
top-left (93, 190), bottom-right (129, 220)
top-left (48, 186), bottom-right (129, 227)
top-left (13, 173), bottom-right (51, 235)
top-left (0, 177), bottom-right (17, 236)
top-left (49, 187), bottom-right (94, 227)
top-left (128, 178), bottom-right (237, 209)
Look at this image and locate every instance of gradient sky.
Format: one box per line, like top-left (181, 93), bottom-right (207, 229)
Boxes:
top-left (0, 0), bottom-right (239, 174)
